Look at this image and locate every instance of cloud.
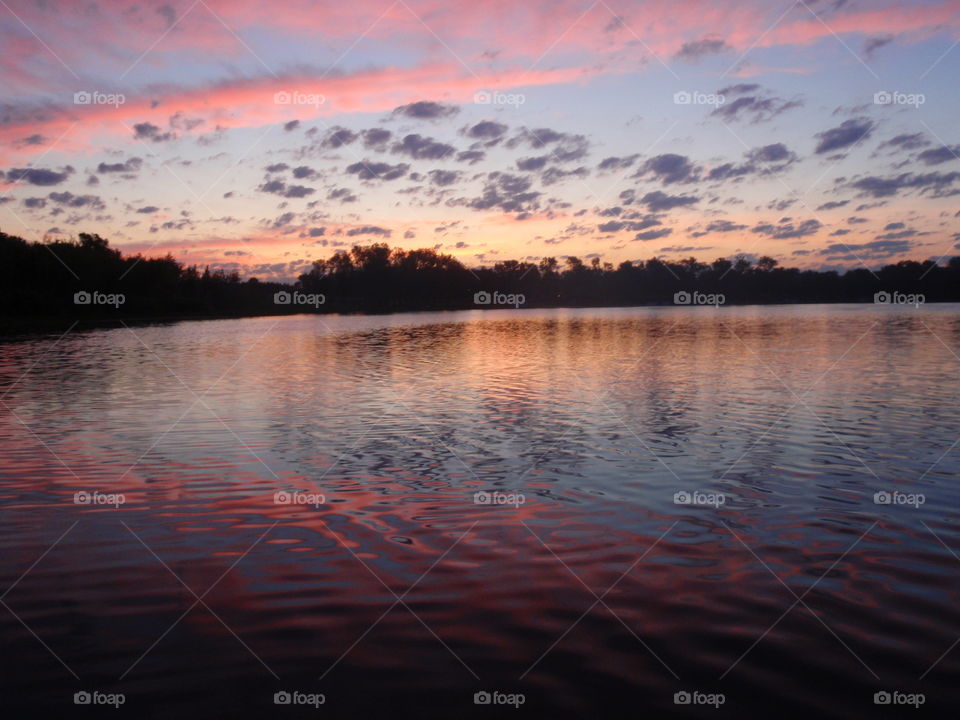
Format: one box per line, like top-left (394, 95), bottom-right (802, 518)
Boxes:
top-left (598, 155), bottom-right (639, 171)
top-left (154, 218), bottom-right (193, 232)
top-left (392, 101), bottom-right (459, 120)
top-left (271, 211), bottom-right (296, 228)
top-left (598, 215), bottom-right (662, 233)
top-left (284, 120), bottom-right (301, 131)
top-left (346, 225), bottom-right (391, 236)
top-left (464, 120), bottom-right (508, 142)
top-left (509, 127), bottom-right (565, 148)
top-left (876, 229), bottom-right (920, 240)
top-left (850, 171), bottom-right (960, 198)
top-left (863, 34), bottom-right (894, 58)
top-left (517, 156), bottom-right (548, 171)
top-left (640, 191), bottom-right (699, 211)
top-left (634, 228), bottom-right (673, 241)
top-left (48, 191), bottom-right (105, 210)
top-left (14, 134), bottom-right (45, 147)
top-left (169, 112), bottom-right (204, 132)
top-left (660, 244), bottom-right (714, 253)
top-left (97, 157), bottom-right (143, 174)
top-left (5, 166), bottom-right (73, 186)
top-left (814, 118), bottom-right (873, 154)
top-left (818, 239), bottom-right (913, 260)
top-left (322, 126), bottom-right (358, 148)
top-left (706, 163), bottom-right (753, 181)
top-left (747, 143), bottom-right (795, 164)
top-left (265, 163), bottom-right (290, 172)
top-left (879, 133), bottom-right (929, 152)
top-left (283, 185), bottom-right (315, 198)
top-left (708, 145), bottom-right (796, 182)
top-left (428, 169), bottom-right (461, 186)
top-left (133, 122), bottom-right (175, 142)
top-left (751, 218), bottom-right (822, 239)
top-left (637, 154), bottom-right (699, 184)
top-left (361, 128), bottom-right (392, 149)
top-left (0, 63), bottom-right (588, 160)
top-left (451, 172), bottom-right (541, 215)
top-left (816, 200), bottom-right (849, 210)
top-left (917, 146), bottom-right (959, 166)
top-left (541, 166), bottom-right (588, 185)
top-left (345, 160), bottom-right (410, 181)
top-left (712, 84), bottom-right (802, 123)
top-left (292, 165), bottom-right (318, 179)
top-left (257, 178), bottom-right (316, 198)
top-left (136, 205), bottom-right (159, 213)
top-left (157, 4), bottom-right (176, 28)
top-left (603, 15), bottom-right (626, 33)
top-left (719, 82), bottom-right (760, 95)
top-left (259, 179), bottom-right (286, 194)
top-left (327, 187), bottom-right (357, 202)
top-left (675, 36), bottom-right (730, 61)
top-left (506, 128), bottom-right (589, 162)
top-left (705, 219), bottom-right (748, 233)
top-left (391, 133), bottom-right (456, 160)
top-left (456, 150), bottom-right (485, 164)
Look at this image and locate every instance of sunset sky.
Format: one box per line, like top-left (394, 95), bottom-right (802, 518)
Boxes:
top-left (2, 0), bottom-right (959, 281)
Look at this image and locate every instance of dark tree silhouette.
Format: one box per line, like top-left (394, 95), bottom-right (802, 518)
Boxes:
top-left (1, 229), bottom-right (958, 333)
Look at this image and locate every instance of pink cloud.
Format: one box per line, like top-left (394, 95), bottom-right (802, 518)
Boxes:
top-left (763, 1), bottom-right (960, 48)
top-left (0, 62), bottom-right (591, 165)
top-left (5, 0), bottom-right (957, 96)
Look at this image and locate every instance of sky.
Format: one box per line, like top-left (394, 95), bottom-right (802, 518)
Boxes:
top-left (1, 0), bottom-right (959, 282)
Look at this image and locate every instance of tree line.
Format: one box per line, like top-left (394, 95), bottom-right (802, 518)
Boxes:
top-left (2, 231), bottom-right (959, 331)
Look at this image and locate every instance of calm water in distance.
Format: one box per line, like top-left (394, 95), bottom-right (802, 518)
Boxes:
top-left (1, 305), bottom-right (959, 717)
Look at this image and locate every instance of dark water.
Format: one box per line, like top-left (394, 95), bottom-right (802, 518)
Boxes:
top-left (1, 305), bottom-right (959, 717)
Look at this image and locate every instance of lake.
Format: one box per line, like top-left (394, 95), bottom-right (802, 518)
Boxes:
top-left (1, 305), bottom-right (958, 717)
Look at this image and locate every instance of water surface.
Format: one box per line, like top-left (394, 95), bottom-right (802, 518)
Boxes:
top-left (1, 305), bottom-right (959, 717)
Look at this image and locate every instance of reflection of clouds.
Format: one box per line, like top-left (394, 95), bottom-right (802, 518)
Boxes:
top-left (3, 308), bottom-right (960, 712)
